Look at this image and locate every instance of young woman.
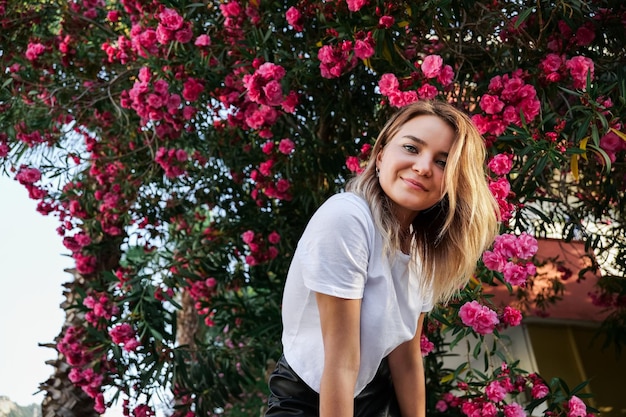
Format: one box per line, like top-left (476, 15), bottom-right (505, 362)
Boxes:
top-left (265, 100), bottom-right (500, 417)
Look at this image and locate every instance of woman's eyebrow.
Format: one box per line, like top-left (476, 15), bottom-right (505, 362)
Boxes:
top-left (403, 135), bottom-right (449, 157)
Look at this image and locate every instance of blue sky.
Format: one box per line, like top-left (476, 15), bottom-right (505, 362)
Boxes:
top-left (0, 175), bottom-right (124, 416)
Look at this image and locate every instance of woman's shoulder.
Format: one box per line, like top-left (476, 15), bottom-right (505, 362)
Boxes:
top-left (307, 192), bottom-right (374, 231)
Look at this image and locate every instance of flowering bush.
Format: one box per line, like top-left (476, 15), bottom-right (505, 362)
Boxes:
top-left (1, 0), bottom-right (625, 416)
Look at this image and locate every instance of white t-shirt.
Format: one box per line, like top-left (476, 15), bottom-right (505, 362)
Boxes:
top-left (281, 192), bottom-right (434, 396)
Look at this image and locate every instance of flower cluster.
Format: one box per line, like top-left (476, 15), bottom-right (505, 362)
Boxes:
top-left (539, 54), bottom-right (595, 90)
top-left (186, 277), bottom-right (218, 326)
top-left (378, 55), bottom-right (454, 107)
top-left (483, 232), bottom-right (538, 287)
top-left (15, 165), bottom-right (47, 200)
top-left (600, 128), bottom-right (626, 164)
top-left (83, 292), bottom-right (120, 327)
top-left (459, 300), bottom-right (500, 335)
top-left (472, 70), bottom-right (541, 138)
top-left (318, 40), bottom-right (359, 79)
top-left (109, 323), bottom-right (141, 352)
top-left (345, 143), bottom-right (372, 174)
top-left (487, 153), bottom-right (516, 222)
top-left (155, 147), bottom-right (189, 178)
top-left (57, 326), bottom-right (108, 413)
top-left (241, 229), bottom-right (281, 266)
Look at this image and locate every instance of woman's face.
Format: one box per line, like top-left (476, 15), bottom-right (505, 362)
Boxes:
top-left (376, 114), bottom-right (455, 228)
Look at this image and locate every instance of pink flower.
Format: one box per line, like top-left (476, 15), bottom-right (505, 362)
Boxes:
top-left (286, 6), bottom-right (304, 32)
top-left (109, 323), bottom-right (135, 344)
top-left (568, 396), bottom-right (587, 417)
top-left (378, 73), bottom-right (399, 96)
top-left (566, 56), bottom-right (594, 90)
top-left (346, 0), bottom-right (368, 12)
top-left (268, 231), bottom-right (281, 244)
top-left (346, 156), bottom-right (363, 173)
top-left (417, 84), bottom-right (438, 100)
top-left (242, 230), bottom-right (255, 244)
top-left (489, 177), bottom-right (511, 200)
top-left (25, 42), bottom-right (46, 61)
top-left (378, 15), bottom-right (394, 28)
top-left (488, 153), bottom-right (513, 175)
top-left (175, 26), bottom-right (193, 44)
top-left (483, 250), bottom-right (506, 271)
top-left (539, 54), bottom-right (563, 74)
top-left (262, 141), bottom-right (275, 154)
top-left (574, 24), bottom-right (595, 46)
top-left (437, 65), bottom-right (455, 85)
top-left (15, 166), bottom-right (42, 185)
top-left (278, 138), bottom-right (295, 154)
top-left (421, 55), bottom-right (443, 78)
top-left (158, 8), bottom-right (184, 31)
top-left (262, 80), bottom-right (284, 106)
top-left (480, 94), bottom-right (505, 115)
top-left (195, 34), bottom-right (211, 46)
top-left (485, 381), bottom-right (506, 405)
top-left (504, 402), bottom-right (526, 417)
top-left (459, 301), bottom-right (499, 335)
top-left (354, 39), bottom-right (375, 59)
top-left (502, 306), bottom-right (522, 327)
top-left (531, 383), bottom-right (549, 399)
top-left (182, 78), bottom-right (204, 102)
top-left (420, 334), bottom-right (435, 356)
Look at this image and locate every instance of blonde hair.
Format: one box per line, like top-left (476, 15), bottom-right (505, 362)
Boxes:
top-left (346, 100), bottom-right (500, 304)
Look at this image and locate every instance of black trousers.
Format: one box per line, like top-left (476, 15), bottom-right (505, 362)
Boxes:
top-left (265, 355), bottom-right (400, 417)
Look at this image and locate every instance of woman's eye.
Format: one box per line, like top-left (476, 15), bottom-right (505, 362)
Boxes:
top-left (403, 144), bottom-right (418, 153)
top-left (436, 160), bottom-right (447, 168)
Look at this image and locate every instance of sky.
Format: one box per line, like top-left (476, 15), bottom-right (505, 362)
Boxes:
top-left (0, 175), bottom-right (124, 416)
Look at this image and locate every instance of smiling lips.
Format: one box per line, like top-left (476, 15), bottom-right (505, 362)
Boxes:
top-left (402, 177), bottom-right (428, 191)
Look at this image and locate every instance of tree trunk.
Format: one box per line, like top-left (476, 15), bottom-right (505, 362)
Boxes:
top-left (39, 270), bottom-right (99, 417)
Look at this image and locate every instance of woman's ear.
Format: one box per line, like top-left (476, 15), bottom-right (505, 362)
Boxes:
top-left (376, 148), bottom-right (384, 170)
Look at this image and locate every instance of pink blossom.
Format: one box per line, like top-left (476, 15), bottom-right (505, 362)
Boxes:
top-left (531, 383), bottom-right (549, 399)
top-left (482, 402), bottom-right (498, 417)
top-left (378, 73), bottom-right (399, 96)
top-left (489, 177), bottom-right (511, 200)
top-left (435, 400), bottom-right (448, 412)
top-left (566, 56), bottom-right (594, 90)
top-left (156, 24), bottom-right (173, 44)
top-left (346, 156), bottom-right (363, 173)
top-left (480, 94), bottom-right (505, 115)
top-left (485, 380), bottom-right (507, 403)
top-left (195, 34), bottom-right (211, 46)
top-left (268, 231), bottom-right (281, 244)
top-left (504, 402), bottom-right (526, 417)
top-left (503, 261), bottom-right (530, 286)
top-left (488, 153), bottom-right (513, 175)
top-left (158, 8), bottom-right (184, 31)
top-left (286, 6), bottom-right (304, 32)
top-left (417, 84), bottom-right (438, 100)
top-left (420, 334), bottom-right (435, 356)
top-left (25, 42), bottom-right (46, 61)
top-left (182, 78), bottom-right (204, 102)
top-left (242, 230), bottom-right (255, 244)
top-left (539, 53), bottom-right (563, 74)
top-left (379, 15), bottom-right (394, 28)
top-left (107, 10), bottom-right (120, 22)
top-left (278, 138), bottom-right (295, 154)
top-left (262, 141), bottom-right (275, 154)
top-left (437, 65), bottom-right (454, 85)
top-left (15, 166), bottom-right (42, 185)
top-left (281, 91), bottom-right (299, 113)
top-left (109, 323), bottom-right (135, 344)
top-left (276, 178), bottom-right (291, 193)
top-left (574, 24), bottom-right (595, 46)
top-left (354, 39), bottom-right (375, 59)
top-left (346, 0), bottom-right (368, 12)
top-left (262, 80), bottom-right (284, 106)
top-left (459, 301), bottom-right (499, 335)
top-left (568, 396), bottom-right (587, 417)
top-left (515, 232), bottom-right (538, 259)
top-left (483, 250), bottom-right (506, 271)
top-left (220, 1), bottom-right (242, 18)
top-left (421, 55), bottom-right (443, 78)
top-left (502, 306), bottom-right (523, 327)
top-left (175, 26), bottom-right (193, 44)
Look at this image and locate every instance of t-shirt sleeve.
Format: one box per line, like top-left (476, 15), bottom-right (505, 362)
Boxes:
top-left (296, 195), bottom-right (372, 299)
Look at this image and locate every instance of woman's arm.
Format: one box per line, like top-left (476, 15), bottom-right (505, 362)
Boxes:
top-left (315, 292), bottom-right (362, 417)
top-left (388, 313), bottom-right (427, 417)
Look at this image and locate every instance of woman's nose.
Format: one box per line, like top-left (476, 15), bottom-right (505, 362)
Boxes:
top-left (412, 157), bottom-right (432, 177)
